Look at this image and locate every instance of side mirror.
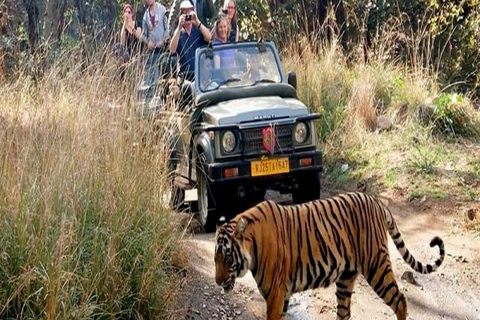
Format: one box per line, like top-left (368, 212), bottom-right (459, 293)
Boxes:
top-left (288, 71), bottom-right (297, 90)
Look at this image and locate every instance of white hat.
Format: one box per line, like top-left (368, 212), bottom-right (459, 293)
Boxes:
top-left (179, 1), bottom-right (194, 9)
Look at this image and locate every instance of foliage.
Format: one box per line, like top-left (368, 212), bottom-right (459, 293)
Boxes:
top-left (432, 92), bottom-right (480, 137)
top-left (0, 52), bottom-right (182, 319)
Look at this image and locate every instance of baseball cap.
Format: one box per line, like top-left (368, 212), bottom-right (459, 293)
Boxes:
top-left (179, 1), bottom-right (194, 9)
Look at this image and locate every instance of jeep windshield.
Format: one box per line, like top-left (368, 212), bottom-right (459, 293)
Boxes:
top-left (197, 43), bottom-right (282, 92)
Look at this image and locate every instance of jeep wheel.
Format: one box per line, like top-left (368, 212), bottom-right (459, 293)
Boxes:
top-left (196, 153), bottom-right (220, 232)
top-left (292, 173), bottom-right (321, 204)
top-left (167, 137), bottom-right (185, 211)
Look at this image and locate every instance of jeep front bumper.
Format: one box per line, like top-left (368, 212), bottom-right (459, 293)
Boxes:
top-left (204, 149), bottom-right (322, 184)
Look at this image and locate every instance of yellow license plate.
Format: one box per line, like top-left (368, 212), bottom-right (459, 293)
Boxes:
top-left (251, 158), bottom-right (290, 177)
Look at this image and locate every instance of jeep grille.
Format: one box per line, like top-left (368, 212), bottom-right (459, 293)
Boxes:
top-left (242, 124), bottom-right (293, 155)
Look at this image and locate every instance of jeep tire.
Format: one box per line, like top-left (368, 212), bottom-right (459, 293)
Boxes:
top-left (292, 172), bottom-right (321, 204)
top-left (195, 152), bottom-right (220, 232)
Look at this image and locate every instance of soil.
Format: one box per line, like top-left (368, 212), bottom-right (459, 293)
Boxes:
top-left (173, 190), bottom-right (480, 320)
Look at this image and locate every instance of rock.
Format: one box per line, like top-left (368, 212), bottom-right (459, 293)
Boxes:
top-left (341, 163), bottom-right (349, 173)
top-left (445, 162), bottom-right (454, 171)
top-left (467, 208), bottom-right (476, 221)
top-left (377, 115), bottom-right (392, 131)
top-left (401, 271), bottom-right (421, 286)
top-left (455, 255), bottom-right (468, 263)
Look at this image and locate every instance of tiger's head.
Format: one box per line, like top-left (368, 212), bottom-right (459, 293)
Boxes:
top-left (214, 218), bottom-right (250, 293)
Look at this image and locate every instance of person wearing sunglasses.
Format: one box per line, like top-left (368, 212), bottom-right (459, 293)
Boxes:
top-left (120, 4), bottom-right (142, 61)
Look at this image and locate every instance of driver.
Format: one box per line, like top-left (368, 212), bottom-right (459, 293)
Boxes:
top-left (199, 57), bottom-right (218, 90)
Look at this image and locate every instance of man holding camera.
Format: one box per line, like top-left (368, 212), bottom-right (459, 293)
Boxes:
top-left (139, 0), bottom-right (169, 86)
top-left (167, 0), bottom-right (215, 37)
top-left (169, 1), bottom-right (212, 81)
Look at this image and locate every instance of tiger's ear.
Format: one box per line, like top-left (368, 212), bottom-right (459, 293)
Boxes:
top-left (234, 218), bottom-right (247, 240)
top-left (216, 216), bottom-right (227, 234)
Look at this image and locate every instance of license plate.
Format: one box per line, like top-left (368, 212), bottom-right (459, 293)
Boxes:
top-left (251, 158), bottom-right (289, 177)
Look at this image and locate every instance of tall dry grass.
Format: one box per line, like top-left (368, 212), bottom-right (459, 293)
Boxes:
top-left (0, 48), bottom-right (183, 319)
top-left (281, 33), bottom-right (480, 167)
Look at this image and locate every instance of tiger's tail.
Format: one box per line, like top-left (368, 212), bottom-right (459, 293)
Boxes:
top-left (384, 206), bottom-right (445, 274)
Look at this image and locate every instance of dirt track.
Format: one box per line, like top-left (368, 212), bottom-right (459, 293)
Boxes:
top-left (176, 193), bottom-right (480, 320)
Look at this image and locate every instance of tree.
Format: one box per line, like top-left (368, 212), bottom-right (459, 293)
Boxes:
top-left (43, 0), bottom-right (69, 50)
top-left (0, 0), bottom-right (21, 80)
top-left (23, 0), bottom-right (39, 53)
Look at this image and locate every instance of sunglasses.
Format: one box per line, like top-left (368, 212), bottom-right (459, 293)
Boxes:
top-left (124, 10), bottom-right (132, 14)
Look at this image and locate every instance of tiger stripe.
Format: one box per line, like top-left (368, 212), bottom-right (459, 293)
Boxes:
top-left (215, 192), bottom-right (445, 320)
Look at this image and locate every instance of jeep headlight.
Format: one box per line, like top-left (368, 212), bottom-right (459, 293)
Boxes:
top-left (294, 122), bottom-right (308, 144)
top-left (222, 130), bottom-right (236, 153)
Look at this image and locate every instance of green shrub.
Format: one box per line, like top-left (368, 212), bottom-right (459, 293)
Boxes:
top-left (432, 93), bottom-right (480, 137)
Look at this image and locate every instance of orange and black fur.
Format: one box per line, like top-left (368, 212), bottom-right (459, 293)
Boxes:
top-left (215, 192), bottom-right (445, 320)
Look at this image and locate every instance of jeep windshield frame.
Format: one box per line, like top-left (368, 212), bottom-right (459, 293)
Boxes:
top-left (194, 41), bottom-right (286, 94)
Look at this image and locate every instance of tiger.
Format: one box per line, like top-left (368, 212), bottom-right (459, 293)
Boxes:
top-left (214, 192), bottom-right (445, 320)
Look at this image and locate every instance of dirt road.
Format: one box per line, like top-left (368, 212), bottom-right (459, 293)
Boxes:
top-left (176, 193), bottom-right (480, 320)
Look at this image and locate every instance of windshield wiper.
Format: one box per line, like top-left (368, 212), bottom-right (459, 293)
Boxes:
top-left (202, 77), bottom-right (241, 91)
top-left (252, 79), bottom-right (277, 85)
top-left (205, 77), bottom-right (242, 91)
top-left (219, 77), bottom-right (241, 86)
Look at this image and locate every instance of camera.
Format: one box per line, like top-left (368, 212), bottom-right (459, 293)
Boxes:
top-left (221, 8), bottom-right (228, 14)
top-left (185, 14), bottom-right (192, 21)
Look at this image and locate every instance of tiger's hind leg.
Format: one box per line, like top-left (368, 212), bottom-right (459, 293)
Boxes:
top-left (335, 270), bottom-right (358, 320)
top-left (366, 257), bottom-right (407, 320)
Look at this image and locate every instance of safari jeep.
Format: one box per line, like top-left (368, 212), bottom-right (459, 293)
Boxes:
top-left (169, 40), bottom-right (323, 231)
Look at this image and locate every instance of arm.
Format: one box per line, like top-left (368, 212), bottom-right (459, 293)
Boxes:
top-left (213, 54), bottom-right (221, 69)
top-left (235, 24), bottom-right (239, 42)
top-left (156, 6), bottom-right (170, 48)
top-left (120, 22), bottom-right (127, 47)
top-left (140, 13), bottom-right (150, 45)
top-left (169, 23), bottom-right (183, 54)
top-left (193, 12), bottom-right (212, 42)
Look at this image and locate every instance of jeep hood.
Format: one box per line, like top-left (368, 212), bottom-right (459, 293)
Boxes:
top-left (201, 96), bottom-right (308, 126)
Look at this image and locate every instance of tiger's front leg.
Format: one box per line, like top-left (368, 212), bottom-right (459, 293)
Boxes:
top-left (264, 287), bottom-right (287, 320)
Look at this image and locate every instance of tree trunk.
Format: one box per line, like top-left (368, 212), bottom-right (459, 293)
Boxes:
top-left (43, 0), bottom-right (70, 49)
top-left (23, 0), bottom-right (40, 53)
top-left (0, 0), bottom-right (20, 79)
top-left (332, 0), bottom-right (348, 51)
top-left (73, 0), bottom-right (86, 26)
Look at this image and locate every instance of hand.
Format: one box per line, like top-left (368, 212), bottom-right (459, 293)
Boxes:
top-left (178, 14), bottom-right (186, 27)
top-left (135, 27), bottom-right (142, 39)
top-left (191, 11), bottom-right (200, 26)
top-left (147, 40), bottom-right (155, 50)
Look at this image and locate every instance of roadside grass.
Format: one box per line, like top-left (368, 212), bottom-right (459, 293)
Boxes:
top-left (0, 51), bottom-right (183, 319)
top-left (2, 32), bottom-right (480, 317)
top-left (282, 38), bottom-right (480, 215)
